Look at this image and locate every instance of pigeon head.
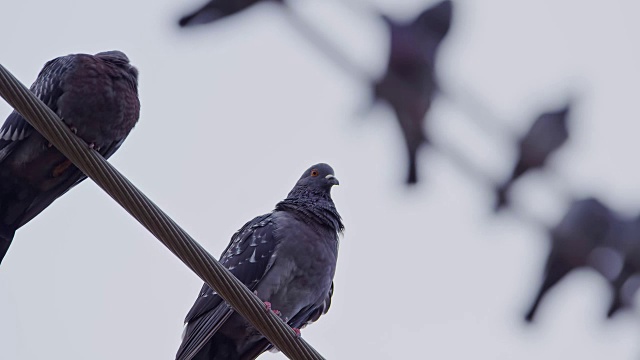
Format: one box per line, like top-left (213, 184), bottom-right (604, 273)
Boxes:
top-left (95, 50), bottom-right (139, 80)
top-left (414, 0), bottom-right (453, 42)
top-left (553, 102), bottom-right (571, 122)
top-left (295, 163), bottom-right (339, 191)
top-left (95, 50), bottom-right (130, 63)
top-left (279, 163), bottom-right (343, 232)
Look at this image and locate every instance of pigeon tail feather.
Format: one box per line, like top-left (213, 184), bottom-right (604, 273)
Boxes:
top-left (0, 230), bottom-right (15, 264)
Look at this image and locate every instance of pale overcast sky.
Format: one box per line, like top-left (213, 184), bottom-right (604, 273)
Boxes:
top-left (1, 0), bottom-right (640, 359)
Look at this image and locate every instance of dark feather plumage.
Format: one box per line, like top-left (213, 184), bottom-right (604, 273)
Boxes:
top-left (0, 51), bottom-right (140, 265)
top-left (177, 163), bottom-right (342, 360)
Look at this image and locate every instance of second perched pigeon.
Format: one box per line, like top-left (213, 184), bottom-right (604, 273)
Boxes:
top-left (176, 163), bottom-right (343, 360)
top-left (0, 51), bottom-right (140, 265)
top-left (494, 102), bottom-right (571, 211)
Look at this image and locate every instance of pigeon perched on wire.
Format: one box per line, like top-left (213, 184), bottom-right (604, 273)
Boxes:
top-left (176, 163), bottom-right (343, 360)
top-left (525, 197), bottom-right (614, 322)
top-left (0, 51), bottom-right (140, 265)
top-left (179, 0), bottom-right (282, 27)
top-left (494, 102), bottom-right (571, 211)
top-left (373, 0), bottom-right (452, 184)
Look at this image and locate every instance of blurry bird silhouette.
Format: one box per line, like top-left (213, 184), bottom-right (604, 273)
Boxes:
top-left (605, 215), bottom-right (640, 317)
top-left (525, 197), bottom-right (614, 322)
top-left (495, 102), bottom-right (571, 211)
top-left (179, 0), bottom-right (282, 27)
top-left (373, 0), bottom-right (452, 184)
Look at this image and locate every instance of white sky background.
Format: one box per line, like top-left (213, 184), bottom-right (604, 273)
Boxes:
top-left (1, 0), bottom-right (640, 359)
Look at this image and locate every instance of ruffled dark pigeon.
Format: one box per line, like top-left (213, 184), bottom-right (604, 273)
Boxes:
top-left (176, 163), bottom-right (343, 360)
top-left (373, 0), bottom-right (453, 184)
top-left (0, 51), bottom-right (140, 265)
top-left (179, 0), bottom-right (283, 27)
top-left (495, 102), bottom-right (571, 211)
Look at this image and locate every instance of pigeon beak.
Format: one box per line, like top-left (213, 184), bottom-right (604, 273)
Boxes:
top-left (325, 174), bottom-right (339, 186)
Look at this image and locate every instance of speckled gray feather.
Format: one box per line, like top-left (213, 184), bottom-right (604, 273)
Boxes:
top-left (177, 163), bottom-right (342, 360)
top-left (0, 51), bottom-right (140, 265)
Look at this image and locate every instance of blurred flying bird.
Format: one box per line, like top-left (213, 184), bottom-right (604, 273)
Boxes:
top-left (373, 0), bottom-right (453, 184)
top-left (495, 102), bottom-right (571, 211)
top-left (525, 197), bottom-right (614, 322)
top-left (0, 51), bottom-right (140, 265)
top-left (605, 215), bottom-right (640, 317)
top-left (177, 163), bottom-right (343, 360)
top-left (179, 0), bottom-right (283, 27)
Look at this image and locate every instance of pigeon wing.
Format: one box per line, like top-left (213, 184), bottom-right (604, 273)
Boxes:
top-left (0, 56), bottom-right (75, 152)
top-left (177, 213), bottom-right (280, 360)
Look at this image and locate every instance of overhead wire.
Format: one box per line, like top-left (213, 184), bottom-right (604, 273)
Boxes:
top-left (0, 63), bottom-right (324, 360)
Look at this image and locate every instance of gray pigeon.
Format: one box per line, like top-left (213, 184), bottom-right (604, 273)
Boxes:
top-left (373, 0), bottom-right (453, 184)
top-left (0, 51), bottom-right (140, 265)
top-left (176, 163), bottom-right (343, 360)
top-left (179, 0), bottom-right (283, 27)
top-left (495, 102), bottom-right (571, 211)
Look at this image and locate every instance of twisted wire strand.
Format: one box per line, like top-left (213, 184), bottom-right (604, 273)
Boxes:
top-left (0, 63), bottom-right (324, 360)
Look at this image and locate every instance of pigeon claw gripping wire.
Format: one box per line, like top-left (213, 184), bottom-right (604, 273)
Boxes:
top-left (67, 125), bottom-right (100, 150)
top-left (262, 295), bottom-right (304, 338)
top-left (263, 301), bottom-right (282, 317)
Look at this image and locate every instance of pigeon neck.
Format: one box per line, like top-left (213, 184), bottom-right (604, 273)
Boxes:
top-left (276, 186), bottom-right (344, 234)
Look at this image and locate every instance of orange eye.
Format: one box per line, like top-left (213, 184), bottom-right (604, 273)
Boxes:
top-left (310, 169), bottom-right (319, 177)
